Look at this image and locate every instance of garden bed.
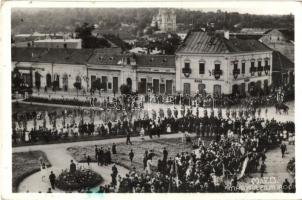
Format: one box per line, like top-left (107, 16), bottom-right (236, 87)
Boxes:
top-left (12, 151), bottom-right (51, 192)
top-left (55, 168), bottom-right (103, 191)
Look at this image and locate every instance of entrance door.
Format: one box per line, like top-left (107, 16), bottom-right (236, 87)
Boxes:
top-left (91, 75), bottom-right (96, 90)
top-left (232, 84), bottom-right (239, 95)
top-left (63, 74), bottom-right (68, 91)
top-left (248, 82), bottom-right (255, 94)
top-left (126, 78), bottom-right (132, 91)
top-left (113, 77), bottom-right (118, 93)
top-left (140, 78), bottom-right (147, 94)
top-left (35, 72), bottom-right (41, 89)
top-left (46, 74), bottom-right (52, 87)
top-left (198, 84), bottom-right (205, 94)
top-left (102, 76), bottom-right (108, 91)
top-left (183, 83), bottom-right (191, 95)
top-left (153, 79), bottom-right (159, 94)
top-left (54, 74), bottom-right (60, 89)
top-left (240, 83), bottom-right (246, 95)
top-left (22, 73), bottom-right (31, 85)
top-left (166, 80), bottom-right (172, 95)
top-left (160, 84), bottom-right (165, 94)
top-left (213, 84), bottom-right (221, 97)
top-left (264, 80), bottom-right (268, 93)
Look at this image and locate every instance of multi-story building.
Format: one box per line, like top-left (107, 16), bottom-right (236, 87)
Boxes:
top-left (151, 9), bottom-right (177, 32)
top-left (175, 30), bottom-right (273, 96)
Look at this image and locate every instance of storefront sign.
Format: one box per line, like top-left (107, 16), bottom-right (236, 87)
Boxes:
top-left (194, 79), bottom-right (203, 83)
top-left (244, 78), bottom-right (250, 82)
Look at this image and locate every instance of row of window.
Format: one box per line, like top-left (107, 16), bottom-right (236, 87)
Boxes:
top-left (185, 59), bottom-right (269, 75)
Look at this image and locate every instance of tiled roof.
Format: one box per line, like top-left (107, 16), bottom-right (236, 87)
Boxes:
top-left (12, 48), bottom-right (176, 68)
top-left (272, 51), bottom-right (294, 72)
top-left (135, 55), bottom-right (175, 68)
top-left (12, 47), bottom-right (93, 64)
top-left (177, 31), bottom-right (271, 54)
top-left (88, 53), bottom-right (125, 65)
top-left (11, 47), bottom-right (49, 62)
top-left (36, 48), bottom-right (93, 64)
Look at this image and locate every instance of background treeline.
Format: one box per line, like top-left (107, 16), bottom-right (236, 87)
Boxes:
top-left (12, 8), bottom-right (294, 34)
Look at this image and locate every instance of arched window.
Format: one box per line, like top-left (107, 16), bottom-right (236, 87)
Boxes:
top-left (46, 74), bottom-right (51, 87)
top-left (63, 74), bottom-right (68, 91)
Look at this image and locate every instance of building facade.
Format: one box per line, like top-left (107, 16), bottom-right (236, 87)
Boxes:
top-left (175, 31), bottom-right (273, 96)
top-left (11, 47), bottom-right (176, 95)
top-left (33, 39), bottom-right (82, 49)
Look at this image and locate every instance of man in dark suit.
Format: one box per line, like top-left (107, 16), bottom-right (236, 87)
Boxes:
top-left (49, 171), bottom-right (56, 189)
top-left (70, 160), bottom-right (76, 173)
top-left (163, 147), bottom-right (168, 161)
top-left (129, 149), bottom-right (134, 163)
top-left (281, 143), bottom-right (287, 158)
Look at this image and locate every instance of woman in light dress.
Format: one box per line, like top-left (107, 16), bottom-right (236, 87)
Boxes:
top-left (145, 158), bottom-right (153, 174)
top-left (40, 162), bottom-right (47, 182)
top-left (166, 124), bottom-right (171, 134)
top-left (140, 127), bottom-right (145, 140)
top-left (24, 129), bottom-right (30, 143)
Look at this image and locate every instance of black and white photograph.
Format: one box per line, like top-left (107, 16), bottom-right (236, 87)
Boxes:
top-left (1, 1), bottom-right (300, 197)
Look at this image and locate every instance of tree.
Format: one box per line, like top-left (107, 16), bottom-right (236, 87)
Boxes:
top-left (120, 84), bottom-right (131, 95)
top-left (35, 72), bottom-right (41, 93)
top-left (74, 82), bottom-right (82, 96)
top-left (92, 78), bottom-right (102, 94)
top-left (75, 22), bottom-right (111, 48)
top-left (12, 69), bottom-right (23, 92)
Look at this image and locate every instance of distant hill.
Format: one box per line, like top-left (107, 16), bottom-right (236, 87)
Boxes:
top-left (11, 8), bottom-right (294, 35)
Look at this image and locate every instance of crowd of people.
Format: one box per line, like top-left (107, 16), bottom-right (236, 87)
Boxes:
top-left (12, 102), bottom-right (294, 146)
top-left (24, 94), bottom-right (144, 111)
top-left (112, 113), bottom-right (295, 193)
top-left (17, 102), bottom-right (295, 193)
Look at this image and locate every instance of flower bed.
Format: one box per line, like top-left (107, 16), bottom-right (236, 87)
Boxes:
top-left (287, 157), bottom-right (295, 176)
top-left (55, 168), bottom-right (103, 191)
top-left (12, 151), bottom-right (51, 192)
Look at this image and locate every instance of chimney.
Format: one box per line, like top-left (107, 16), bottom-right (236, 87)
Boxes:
top-left (224, 31), bottom-right (230, 40)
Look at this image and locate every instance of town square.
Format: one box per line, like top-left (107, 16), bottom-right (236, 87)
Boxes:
top-left (7, 5), bottom-right (296, 194)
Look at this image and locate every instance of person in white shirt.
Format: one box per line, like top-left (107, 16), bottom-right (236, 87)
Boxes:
top-left (140, 127), bottom-right (145, 140)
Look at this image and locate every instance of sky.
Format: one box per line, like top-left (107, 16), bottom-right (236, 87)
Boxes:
top-left (189, 1), bottom-right (297, 15)
top-left (9, 1), bottom-right (299, 16)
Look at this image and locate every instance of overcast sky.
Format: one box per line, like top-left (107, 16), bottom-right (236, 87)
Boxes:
top-left (11, 1), bottom-right (298, 15)
top-left (189, 1), bottom-right (297, 15)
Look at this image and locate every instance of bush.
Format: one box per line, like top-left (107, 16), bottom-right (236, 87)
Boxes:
top-left (120, 84), bottom-right (131, 95)
top-left (55, 168), bottom-right (103, 191)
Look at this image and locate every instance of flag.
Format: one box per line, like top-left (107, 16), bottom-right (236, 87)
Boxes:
top-left (175, 159), bottom-right (179, 188)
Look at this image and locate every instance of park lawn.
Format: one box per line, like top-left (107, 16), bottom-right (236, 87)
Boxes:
top-left (67, 137), bottom-right (199, 173)
top-left (12, 151), bottom-right (51, 192)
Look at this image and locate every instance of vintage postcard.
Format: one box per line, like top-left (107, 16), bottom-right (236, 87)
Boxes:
top-left (0, 1), bottom-right (301, 200)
